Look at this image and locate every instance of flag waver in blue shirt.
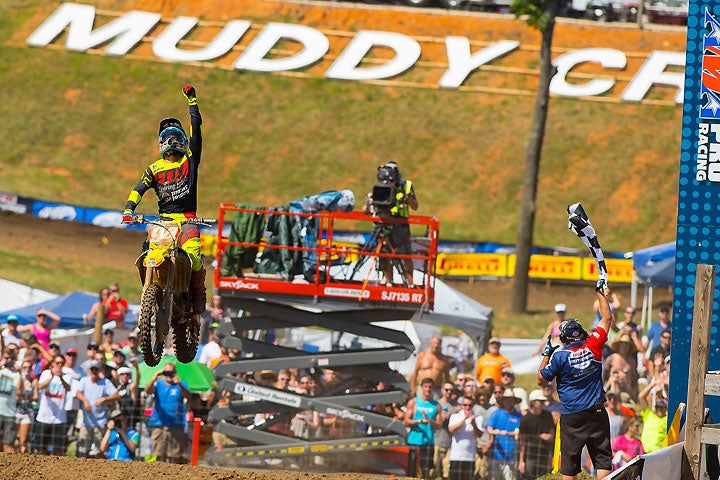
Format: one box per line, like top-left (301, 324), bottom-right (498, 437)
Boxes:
top-left (537, 282), bottom-right (615, 480)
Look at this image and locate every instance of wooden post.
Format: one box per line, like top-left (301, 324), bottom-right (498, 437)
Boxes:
top-left (684, 263), bottom-right (715, 480)
top-left (93, 302), bottom-right (105, 345)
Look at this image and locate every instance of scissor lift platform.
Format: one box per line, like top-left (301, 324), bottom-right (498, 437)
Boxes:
top-left (213, 204), bottom-right (439, 310)
top-left (206, 204), bottom-right (445, 474)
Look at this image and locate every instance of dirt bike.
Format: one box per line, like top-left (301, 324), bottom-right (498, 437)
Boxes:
top-left (128, 215), bottom-right (213, 367)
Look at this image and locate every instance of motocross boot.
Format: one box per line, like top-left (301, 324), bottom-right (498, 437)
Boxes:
top-left (190, 268), bottom-right (207, 315)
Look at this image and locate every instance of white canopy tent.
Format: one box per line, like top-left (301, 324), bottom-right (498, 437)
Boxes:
top-left (0, 277), bottom-right (57, 311)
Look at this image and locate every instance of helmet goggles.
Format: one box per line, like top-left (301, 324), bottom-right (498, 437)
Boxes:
top-left (158, 127), bottom-right (188, 156)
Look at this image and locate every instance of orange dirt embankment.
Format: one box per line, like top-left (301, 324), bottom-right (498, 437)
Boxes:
top-left (20, 0), bottom-right (687, 92)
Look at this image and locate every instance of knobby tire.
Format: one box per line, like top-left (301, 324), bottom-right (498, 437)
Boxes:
top-left (139, 282), bottom-right (163, 367)
top-left (174, 313), bottom-right (199, 363)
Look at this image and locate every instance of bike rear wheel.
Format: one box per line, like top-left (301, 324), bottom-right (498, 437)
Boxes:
top-left (139, 283), bottom-right (164, 366)
top-left (174, 315), bottom-right (200, 363)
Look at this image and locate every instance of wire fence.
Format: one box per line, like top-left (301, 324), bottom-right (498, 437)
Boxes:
top-left (4, 396), bottom-right (205, 462)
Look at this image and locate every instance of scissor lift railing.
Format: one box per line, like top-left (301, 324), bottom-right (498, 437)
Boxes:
top-left (214, 204), bottom-right (439, 310)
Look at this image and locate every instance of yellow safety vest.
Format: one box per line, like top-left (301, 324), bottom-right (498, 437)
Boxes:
top-left (389, 180), bottom-right (413, 218)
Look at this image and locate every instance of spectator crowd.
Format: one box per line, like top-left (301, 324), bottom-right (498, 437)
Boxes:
top-left (0, 291), bottom-right (673, 478)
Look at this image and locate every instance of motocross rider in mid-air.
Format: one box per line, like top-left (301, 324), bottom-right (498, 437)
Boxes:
top-left (122, 85), bottom-right (206, 315)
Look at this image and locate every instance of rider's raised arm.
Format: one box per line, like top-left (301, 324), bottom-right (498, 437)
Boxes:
top-left (183, 85), bottom-right (202, 164)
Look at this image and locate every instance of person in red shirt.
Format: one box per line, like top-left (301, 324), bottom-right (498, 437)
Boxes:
top-left (103, 283), bottom-right (128, 329)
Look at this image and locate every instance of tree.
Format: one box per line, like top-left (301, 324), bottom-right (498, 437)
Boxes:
top-left (509, 0), bottom-right (561, 313)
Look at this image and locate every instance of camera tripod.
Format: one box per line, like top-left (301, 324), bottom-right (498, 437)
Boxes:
top-left (348, 221), bottom-right (411, 288)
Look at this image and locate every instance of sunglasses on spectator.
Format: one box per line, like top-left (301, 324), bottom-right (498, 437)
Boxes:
top-left (110, 288), bottom-right (119, 292)
top-left (462, 402), bottom-right (474, 407)
top-left (443, 388), bottom-right (454, 391)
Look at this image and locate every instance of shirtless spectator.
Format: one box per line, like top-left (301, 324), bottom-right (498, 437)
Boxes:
top-left (476, 337), bottom-right (512, 385)
top-left (410, 335), bottom-right (452, 396)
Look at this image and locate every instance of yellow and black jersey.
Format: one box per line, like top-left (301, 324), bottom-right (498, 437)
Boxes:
top-left (125, 104), bottom-right (202, 216)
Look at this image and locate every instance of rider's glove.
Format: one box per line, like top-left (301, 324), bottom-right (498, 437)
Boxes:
top-left (595, 279), bottom-right (608, 294)
top-left (183, 85), bottom-right (197, 105)
top-left (122, 209), bottom-right (134, 224)
top-left (541, 335), bottom-right (559, 357)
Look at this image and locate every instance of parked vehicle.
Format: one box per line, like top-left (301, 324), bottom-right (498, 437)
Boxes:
top-left (646, 0), bottom-right (688, 25)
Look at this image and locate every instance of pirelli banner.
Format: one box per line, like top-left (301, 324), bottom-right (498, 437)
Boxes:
top-left (436, 253), bottom-right (633, 283)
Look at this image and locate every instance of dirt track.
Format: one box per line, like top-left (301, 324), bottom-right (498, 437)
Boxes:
top-left (0, 452), bottom-right (405, 480)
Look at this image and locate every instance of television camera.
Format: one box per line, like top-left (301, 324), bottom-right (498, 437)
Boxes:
top-left (368, 163), bottom-right (402, 215)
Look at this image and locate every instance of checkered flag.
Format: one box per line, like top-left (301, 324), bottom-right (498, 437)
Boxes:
top-left (567, 203), bottom-right (607, 282)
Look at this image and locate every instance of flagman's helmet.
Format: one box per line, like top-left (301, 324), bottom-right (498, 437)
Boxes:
top-left (559, 318), bottom-right (588, 344)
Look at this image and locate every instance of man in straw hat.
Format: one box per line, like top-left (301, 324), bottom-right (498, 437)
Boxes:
top-left (486, 388), bottom-right (523, 480)
top-left (537, 282), bottom-right (615, 480)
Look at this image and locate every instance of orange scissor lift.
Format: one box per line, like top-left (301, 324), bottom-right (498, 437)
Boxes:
top-left (213, 204), bottom-right (439, 309)
top-left (206, 204), bottom-right (440, 474)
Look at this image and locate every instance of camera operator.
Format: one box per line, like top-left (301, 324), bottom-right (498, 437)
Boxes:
top-left (145, 363), bottom-right (190, 463)
top-left (362, 161), bottom-right (418, 287)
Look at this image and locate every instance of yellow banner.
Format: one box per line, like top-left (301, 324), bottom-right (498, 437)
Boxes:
top-left (581, 257), bottom-right (634, 283)
top-left (436, 253), bottom-right (509, 277)
top-left (508, 254), bottom-right (583, 280)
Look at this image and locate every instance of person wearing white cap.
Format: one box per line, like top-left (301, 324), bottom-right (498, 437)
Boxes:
top-left (116, 362), bottom-right (140, 429)
top-left (518, 390), bottom-right (555, 479)
top-left (532, 304), bottom-right (567, 357)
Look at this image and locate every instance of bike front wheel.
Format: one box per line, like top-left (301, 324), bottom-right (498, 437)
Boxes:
top-left (138, 282), bottom-right (165, 366)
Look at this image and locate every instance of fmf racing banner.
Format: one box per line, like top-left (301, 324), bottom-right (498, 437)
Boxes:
top-left (672, 4), bottom-right (720, 421)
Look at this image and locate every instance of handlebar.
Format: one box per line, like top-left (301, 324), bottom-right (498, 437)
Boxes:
top-left (126, 214), bottom-right (216, 226)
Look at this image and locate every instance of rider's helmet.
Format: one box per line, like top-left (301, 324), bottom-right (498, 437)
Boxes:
top-left (158, 126), bottom-right (188, 157)
top-left (559, 318), bottom-right (588, 344)
top-left (158, 117), bottom-right (185, 136)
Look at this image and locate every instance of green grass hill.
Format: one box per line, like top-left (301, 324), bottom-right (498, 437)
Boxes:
top-left (2, 0), bottom-right (682, 252)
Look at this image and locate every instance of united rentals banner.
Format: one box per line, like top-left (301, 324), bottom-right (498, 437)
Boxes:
top-left (671, 2), bottom-right (720, 418)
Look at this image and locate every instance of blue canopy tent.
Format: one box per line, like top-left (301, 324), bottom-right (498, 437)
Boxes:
top-left (627, 241), bottom-right (675, 331)
top-left (0, 291), bottom-right (98, 329)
